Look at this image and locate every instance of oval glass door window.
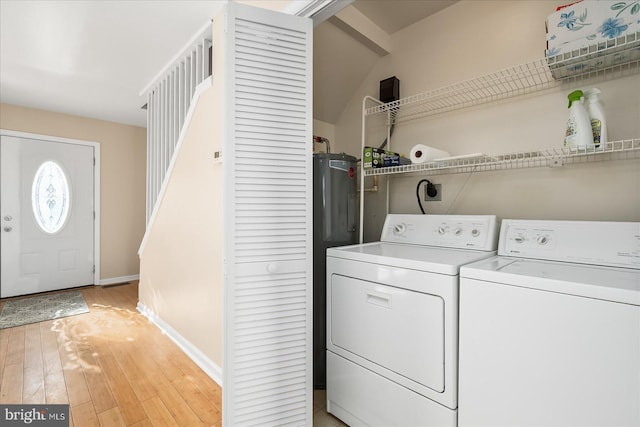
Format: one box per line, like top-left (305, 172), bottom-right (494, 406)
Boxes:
top-left (32, 161), bottom-right (70, 234)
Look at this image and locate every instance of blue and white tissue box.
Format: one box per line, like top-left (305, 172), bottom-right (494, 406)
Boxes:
top-left (546, 23), bottom-right (640, 57)
top-left (546, 0), bottom-right (639, 50)
top-left (546, 29), bottom-right (640, 79)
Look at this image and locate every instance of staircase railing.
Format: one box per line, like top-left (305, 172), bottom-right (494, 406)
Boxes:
top-left (141, 23), bottom-right (212, 223)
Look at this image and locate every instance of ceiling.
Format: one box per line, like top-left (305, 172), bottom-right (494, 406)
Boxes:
top-left (315, 0), bottom-right (458, 123)
top-left (352, 0), bottom-right (456, 35)
top-left (0, 0), bottom-right (458, 128)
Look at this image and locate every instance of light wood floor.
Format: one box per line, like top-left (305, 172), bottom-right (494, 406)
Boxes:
top-left (0, 282), bottom-right (349, 426)
top-left (0, 282), bottom-right (222, 426)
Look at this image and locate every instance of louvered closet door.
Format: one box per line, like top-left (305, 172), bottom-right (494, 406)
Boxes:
top-left (221, 4), bottom-right (313, 426)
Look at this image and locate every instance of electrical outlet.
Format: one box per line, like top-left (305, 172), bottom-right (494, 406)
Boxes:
top-left (424, 183), bottom-right (442, 201)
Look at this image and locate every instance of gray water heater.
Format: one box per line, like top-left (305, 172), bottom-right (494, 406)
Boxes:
top-left (313, 152), bottom-right (357, 389)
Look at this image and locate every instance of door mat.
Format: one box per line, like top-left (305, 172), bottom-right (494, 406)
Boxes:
top-left (0, 290), bottom-right (89, 329)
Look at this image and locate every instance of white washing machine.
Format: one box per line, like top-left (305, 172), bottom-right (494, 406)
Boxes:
top-left (326, 214), bottom-right (499, 426)
top-left (459, 220), bottom-right (640, 427)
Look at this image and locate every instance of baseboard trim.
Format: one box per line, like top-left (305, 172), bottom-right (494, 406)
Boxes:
top-left (99, 275), bottom-right (140, 286)
top-left (136, 301), bottom-right (223, 387)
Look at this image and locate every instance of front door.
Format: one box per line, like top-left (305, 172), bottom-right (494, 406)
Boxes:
top-left (1, 134), bottom-right (95, 298)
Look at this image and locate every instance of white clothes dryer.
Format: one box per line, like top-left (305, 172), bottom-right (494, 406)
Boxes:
top-left (326, 214), bottom-right (499, 426)
top-left (459, 220), bottom-right (640, 427)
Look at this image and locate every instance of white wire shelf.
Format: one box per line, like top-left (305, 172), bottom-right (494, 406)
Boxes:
top-left (362, 139), bottom-right (640, 177)
top-left (366, 31), bottom-right (640, 124)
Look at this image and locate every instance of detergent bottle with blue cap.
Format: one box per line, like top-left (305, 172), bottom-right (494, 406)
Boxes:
top-left (564, 89), bottom-right (594, 150)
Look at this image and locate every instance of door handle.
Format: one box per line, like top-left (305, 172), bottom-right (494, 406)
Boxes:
top-left (366, 290), bottom-right (392, 309)
top-left (266, 263), bottom-right (278, 273)
top-left (3, 226), bottom-right (12, 232)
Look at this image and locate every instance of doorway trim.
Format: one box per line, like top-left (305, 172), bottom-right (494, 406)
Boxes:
top-left (0, 129), bottom-right (101, 286)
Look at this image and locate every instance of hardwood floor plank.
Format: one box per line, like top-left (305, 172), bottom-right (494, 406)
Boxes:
top-left (71, 400), bottom-right (100, 427)
top-left (111, 345), bottom-right (156, 402)
top-left (40, 321), bottom-right (63, 375)
top-left (76, 340), bottom-right (116, 414)
top-left (0, 328), bottom-right (10, 381)
top-left (134, 335), bottom-right (185, 382)
top-left (57, 321), bottom-right (92, 408)
top-left (24, 323), bottom-right (43, 369)
top-left (44, 370), bottom-right (69, 404)
top-left (6, 326), bottom-right (25, 365)
top-left (129, 419), bottom-right (154, 427)
top-left (22, 323), bottom-right (45, 404)
top-left (141, 396), bottom-right (179, 427)
top-left (81, 286), bottom-right (100, 307)
top-left (171, 375), bottom-right (221, 425)
top-left (133, 355), bottom-right (205, 427)
top-left (60, 364), bottom-right (91, 407)
top-left (1, 362), bottom-right (23, 403)
top-left (22, 365), bottom-right (45, 404)
top-left (97, 407), bottom-right (127, 427)
top-left (175, 358), bottom-right (222, 409)
top-left (156, 384), bottom-right (206, 427)
top-left (93, 345), bottom-right (146, 425)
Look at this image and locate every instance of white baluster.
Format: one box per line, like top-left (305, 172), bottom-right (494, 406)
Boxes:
top-left (185, 55), bottom-right (191, 112)
top-left (146, 91), bottom-right (152, 222)
top-left (179, 61), bottom-right (185, 131)
top-left (192, 49), bottom-right (197, 96)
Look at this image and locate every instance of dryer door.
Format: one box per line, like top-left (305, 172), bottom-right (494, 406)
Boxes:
top-left (330, 273), bottom-right (445, 392)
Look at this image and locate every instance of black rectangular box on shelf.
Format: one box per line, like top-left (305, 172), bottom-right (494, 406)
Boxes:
top-left (379, 76), bottom-right (400, 103)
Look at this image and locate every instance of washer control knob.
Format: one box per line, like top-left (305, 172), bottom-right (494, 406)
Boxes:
top-left (514, 235), bottom-right (525, 244)
top-left (537, 235), bottom-right (549, 245)
top-left (471, 229), bottom-right (480, 237)
top-left (393, 223), bottom-right (406, 235)
top-left (437, 226), bottom-right (448, 235)
top-left (453, 227), bottom-right (463, 236)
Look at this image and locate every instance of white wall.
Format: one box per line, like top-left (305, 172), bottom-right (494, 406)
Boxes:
top-left (313, 118), bottom-right (336, 152)
top-left (138, 85), bottom-right (223, 371)
top-left (333, 0), bottom-right (640, 241)
top-left (0, 103), bottom-right (146, 281)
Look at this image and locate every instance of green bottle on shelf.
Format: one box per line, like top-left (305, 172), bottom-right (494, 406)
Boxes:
top-left (564, 90), bottom-right (594, 150)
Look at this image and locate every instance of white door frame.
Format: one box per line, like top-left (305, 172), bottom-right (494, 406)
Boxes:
top-left (0, 129), bottom-right (101, 286)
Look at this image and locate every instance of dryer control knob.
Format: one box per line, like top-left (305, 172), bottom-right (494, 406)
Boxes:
top-left (537, 235), bottom-right (549, 245)
top-left (471, 229), bottom-right (480, 237)
top-left (514, 235), bottom-right (525, 244)
top-left (393, 223), bottom-right (406, 235)
top-left (437, 226), bottom-right (448, 235)
top-left (453, 228), bottom-right (463, 236)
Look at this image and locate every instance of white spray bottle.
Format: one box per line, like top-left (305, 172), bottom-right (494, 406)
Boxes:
top-left (584, 88), bottom-right (607, 150)
top-left (564, 90), bottom-right (594, 150)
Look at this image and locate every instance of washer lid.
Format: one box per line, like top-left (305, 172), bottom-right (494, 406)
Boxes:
top-left (461, 256), bottom-right (640, 305)
top-left (327, 242), bottom-right (497, 275)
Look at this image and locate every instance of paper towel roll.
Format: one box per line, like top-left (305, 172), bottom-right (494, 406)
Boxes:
top-left (410, 145), bottom-right (450, 164)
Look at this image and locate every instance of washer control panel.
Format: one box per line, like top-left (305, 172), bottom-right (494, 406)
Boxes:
top-left (381, 214), bottom-right (499, 251)
top-left (499, 220), bottom-right (640, 268)
top-left (506, 228), bottom-right (556, 250)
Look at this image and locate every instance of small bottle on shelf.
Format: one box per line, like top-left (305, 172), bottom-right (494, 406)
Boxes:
top-left (584, 88), bottom-right (608, 150)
